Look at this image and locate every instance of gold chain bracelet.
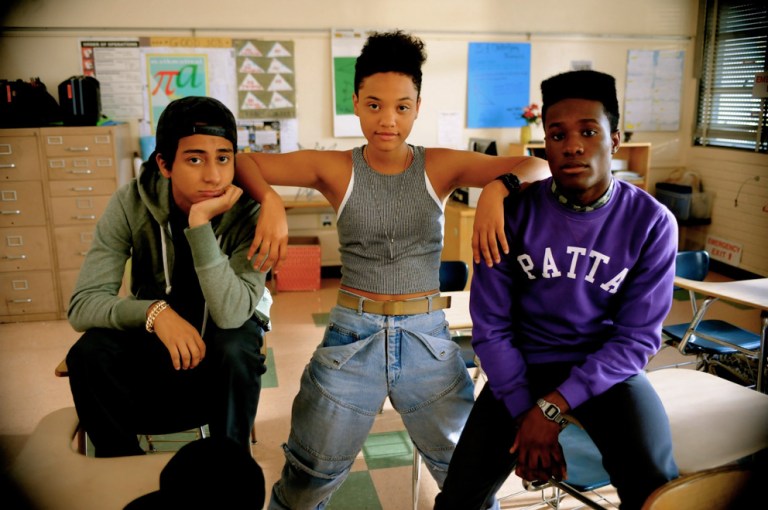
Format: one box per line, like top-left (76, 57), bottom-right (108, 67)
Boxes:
top-left (145, 300), bottom-right (169, 333)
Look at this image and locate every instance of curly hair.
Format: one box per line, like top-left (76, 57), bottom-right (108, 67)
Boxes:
top-left (354, 30), bottom-right (427, 96)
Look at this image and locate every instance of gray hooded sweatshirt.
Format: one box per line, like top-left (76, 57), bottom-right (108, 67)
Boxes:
top-left (68, 163), bottom-right (271, 334)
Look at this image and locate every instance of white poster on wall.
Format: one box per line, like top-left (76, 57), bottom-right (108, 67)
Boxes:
top-left (705, 235), bottom-right (743, 266)
top-left (624, 49), bottom-right (684, 132)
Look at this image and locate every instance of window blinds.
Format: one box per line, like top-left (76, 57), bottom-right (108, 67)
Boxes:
top-left (694, 0), bottom-right (768, 153)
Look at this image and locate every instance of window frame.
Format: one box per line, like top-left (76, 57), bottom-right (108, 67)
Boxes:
top-left (694, 0), bottom-right (768, 153)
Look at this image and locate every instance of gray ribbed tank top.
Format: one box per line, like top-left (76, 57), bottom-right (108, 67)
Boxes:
top-left (337, 145), bottom-right (443, 294)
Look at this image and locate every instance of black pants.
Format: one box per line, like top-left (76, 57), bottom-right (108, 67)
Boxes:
top-left (66, 319), bottom-right (266, 457)
top-left (434, 364), bottom-right (679, 510)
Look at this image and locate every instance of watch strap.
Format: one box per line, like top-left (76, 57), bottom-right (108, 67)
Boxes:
top-left (495, 173), bottom-right (521, 194)
top-left (536, 398), bottom-right (569, 429)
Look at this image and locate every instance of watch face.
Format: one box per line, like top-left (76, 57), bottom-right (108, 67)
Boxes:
top-left (544, 405), bottom-right (559, 419)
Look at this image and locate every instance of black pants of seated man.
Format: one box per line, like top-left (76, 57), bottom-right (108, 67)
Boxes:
top-left (66, 318), bottom-right (266, 457)
top-left (434, 363), bottom-right (679, 510)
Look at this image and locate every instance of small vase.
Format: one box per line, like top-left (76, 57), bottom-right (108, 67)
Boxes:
top-left (520, 124), bottom-right (532, 145)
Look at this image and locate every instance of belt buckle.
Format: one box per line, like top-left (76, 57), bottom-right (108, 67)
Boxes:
top-left (381, 301), bottom-right (406, 315)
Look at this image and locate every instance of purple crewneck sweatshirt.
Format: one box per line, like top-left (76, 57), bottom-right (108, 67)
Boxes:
top-left (470, 177), bottom-right (678, 419)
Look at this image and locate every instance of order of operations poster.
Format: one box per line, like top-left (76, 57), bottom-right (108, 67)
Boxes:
top-left (331, 28), bottom-right (373, 138)
top-left (467, 42), bottom-right (531, 128)
top-left (80, 38), bottom-right (143, 120)
top-left (233, 39), bottom-right (296, 120)
top-left (624, 49), bottom-right (684, 132)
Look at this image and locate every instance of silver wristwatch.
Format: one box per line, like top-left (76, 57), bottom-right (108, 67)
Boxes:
top-left (536, 398), bottom-right (569, 429)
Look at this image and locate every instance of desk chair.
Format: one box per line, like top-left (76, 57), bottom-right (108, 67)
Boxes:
top-left (55, 327), bottom-right (266, 456)
top-left (661, 250), bottom-right (761, 386)
top-left (54, 360), bottom-right (208, 456)
top-left (464, 368), bottom-right (768, 510)
top-left (640, 464), bottom-right (759, 510)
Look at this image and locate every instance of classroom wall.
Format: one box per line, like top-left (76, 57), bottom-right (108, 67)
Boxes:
top-left (2, 0), bottom-right (767, 275)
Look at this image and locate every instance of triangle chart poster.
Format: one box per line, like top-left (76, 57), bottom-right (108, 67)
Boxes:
top-left (234, 39), bottom-right (296, 119)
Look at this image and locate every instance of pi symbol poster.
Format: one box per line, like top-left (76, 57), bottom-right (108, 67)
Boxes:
top-left (147, 54), bottom-right (209, 130)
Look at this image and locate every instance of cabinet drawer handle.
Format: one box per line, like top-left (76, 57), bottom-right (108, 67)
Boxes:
top-left (3, 254), bottom-right (27, 260)
top-left (9, 298), bottom-right (33, 304)
top-left (74, 215), bottom-right (97, 220)
top-left (0, 163), bottom-right (16, 169)
top-left (67, 146), bottom-right (90, 152)
top-left (0, 210), bottom-right (21, 215)
top-left (72, 186), bottom-right (95, 192)
top-left (68, 169), bottom-right (93, 175)
top-left (79, 251), bottom-right (89, 256)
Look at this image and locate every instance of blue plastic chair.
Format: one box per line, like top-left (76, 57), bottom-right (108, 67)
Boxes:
top-left (662, 251), bottom-right (761, 382)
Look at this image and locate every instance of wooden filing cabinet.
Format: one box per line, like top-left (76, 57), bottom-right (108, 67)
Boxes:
top-left (0, 125), bottom-right (131, 322)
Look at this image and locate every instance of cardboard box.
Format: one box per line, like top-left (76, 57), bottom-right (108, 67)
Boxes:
top-left (275, 236), bottom-right (321, 291)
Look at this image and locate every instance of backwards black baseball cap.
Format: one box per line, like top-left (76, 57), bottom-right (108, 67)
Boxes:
top-left (152, 96), bottom-right (238, 166)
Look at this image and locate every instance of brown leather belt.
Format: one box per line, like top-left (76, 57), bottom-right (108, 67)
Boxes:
top-left (337, 292), bottom-right (451, 315)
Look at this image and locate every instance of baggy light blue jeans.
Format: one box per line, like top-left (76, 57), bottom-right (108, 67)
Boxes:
top-left (269, 298), bottom-right (476, 509)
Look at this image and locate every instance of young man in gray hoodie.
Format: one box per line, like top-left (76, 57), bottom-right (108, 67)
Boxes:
top-left (66, 96), bottom-right (272, 457)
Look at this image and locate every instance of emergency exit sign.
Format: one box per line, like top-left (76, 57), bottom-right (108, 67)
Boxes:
top-left (705, 235), bottom-right (743, 265)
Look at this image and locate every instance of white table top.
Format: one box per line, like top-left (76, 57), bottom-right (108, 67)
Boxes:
top-left (673, 277), bottom-right (768, 311)
top-left (443, 291), bottom-right (471, 330)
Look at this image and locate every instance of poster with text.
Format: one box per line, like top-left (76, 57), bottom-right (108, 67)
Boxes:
top-left (624, 49), bottom-right (684, 132)
top-left (467, 42), bottom-right (531, 128)
top-left (146, 54), bottom-right (209, 130)
top-left (234, 39), bottom-right (296, 120)
top-left (80, 39), bottom-right (143, 120)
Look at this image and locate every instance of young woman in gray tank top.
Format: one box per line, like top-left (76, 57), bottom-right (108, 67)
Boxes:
top-left (235, 30), bottom-right (549, 510)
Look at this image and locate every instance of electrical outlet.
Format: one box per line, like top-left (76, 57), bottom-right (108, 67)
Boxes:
top-left (320, 213), bottom-right (334, 227)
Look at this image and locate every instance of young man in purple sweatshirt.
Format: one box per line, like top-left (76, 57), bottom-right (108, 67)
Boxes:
top-left (435, 70), bottom-right (679, 510)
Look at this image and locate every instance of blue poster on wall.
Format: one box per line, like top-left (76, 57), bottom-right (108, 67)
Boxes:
top-left (467, 42), bottom-right (531, 128)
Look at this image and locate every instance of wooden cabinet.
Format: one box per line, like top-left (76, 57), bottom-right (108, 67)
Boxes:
top-left (442, 202), bottom-right (476, 290)
top-left (509, 142), bottom-right (652, 191)
top-left (0, 125), bottom-right (131, 322)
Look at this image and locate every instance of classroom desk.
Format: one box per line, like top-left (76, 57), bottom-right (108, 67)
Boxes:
top-left (672, 276), bottom-right (768, 393)
top-left (283, 196), bottom-right (332, 209)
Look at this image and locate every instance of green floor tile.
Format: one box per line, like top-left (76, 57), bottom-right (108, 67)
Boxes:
top-left (327, 471), bottom-right (383, 510)
top-left (263, 346), bottom-right (278, 388)
top-left (312, 312), bottom-right (330, 327)
top-left (362, 430), bottom-right (414, 470)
